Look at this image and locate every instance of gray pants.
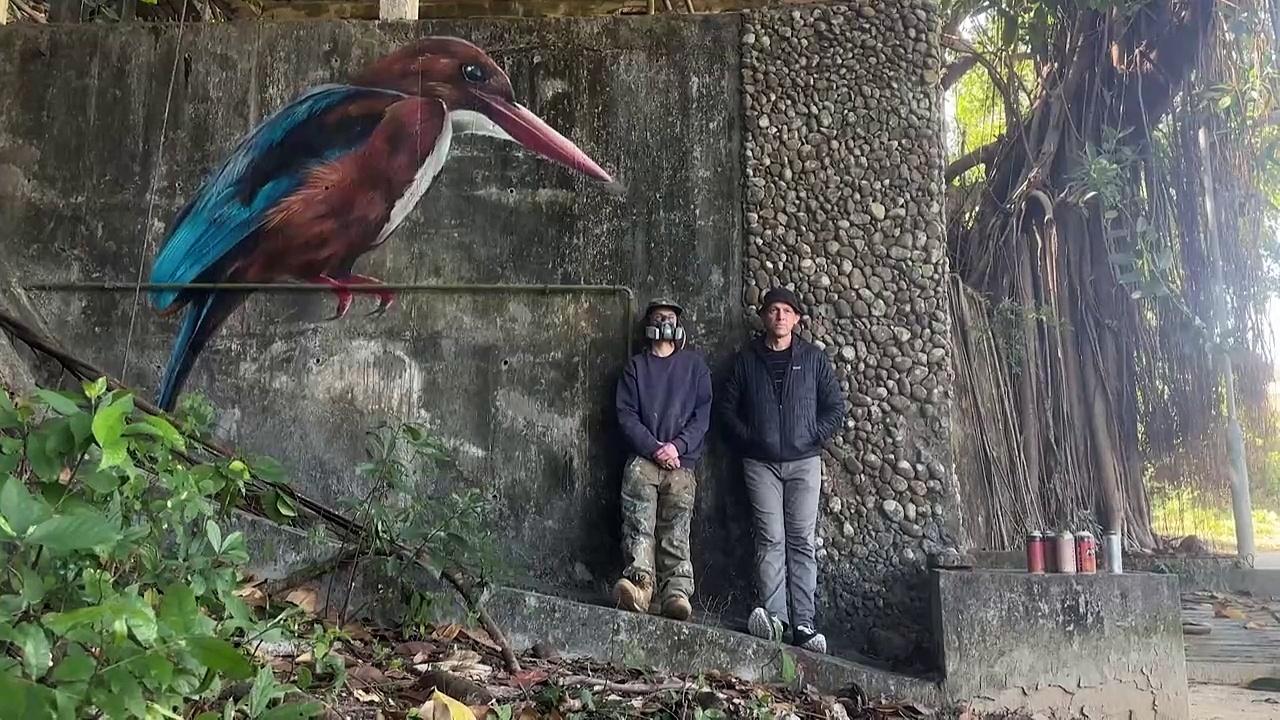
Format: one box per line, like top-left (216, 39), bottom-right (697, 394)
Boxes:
top-left (743, 456), bottom-right (821, 630)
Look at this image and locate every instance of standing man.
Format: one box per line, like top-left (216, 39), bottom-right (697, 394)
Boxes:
top-left (719, 287), bottom-right (845, 653)
top-left (612, 298), bottom-right (713, 621)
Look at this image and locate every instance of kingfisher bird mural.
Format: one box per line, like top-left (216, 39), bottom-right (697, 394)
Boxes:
top-left (149, 37), bottom-right (614, 411)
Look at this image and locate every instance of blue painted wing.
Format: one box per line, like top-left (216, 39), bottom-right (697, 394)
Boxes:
top-left (148, 83), bottom-right (406, 310)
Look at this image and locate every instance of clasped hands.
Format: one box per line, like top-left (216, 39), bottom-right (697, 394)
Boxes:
top-left (653, 442), bottom-right (681, 470)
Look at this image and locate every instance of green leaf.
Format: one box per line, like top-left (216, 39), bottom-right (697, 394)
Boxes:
top-left (259, 702), bottom-right (326, 720)
top-left (276, 493), bottom-right (298, 518)
top-left (159, 583), bottom-right (199, 637)
top-left (186, 637), bottom-right (253, 681)
top-left (51, 646), bottom-right (97, 683)
top-left (26, 510), bottom-right (119, 552)
top-left (25, 430), bottom-right (62, 481)
top-left (98, 442), bottom-right (129, 470)
top-left (13, 622), bottom-right (52, 679)
top-left (83, 377), bottom-right (108, 402)
top-left (1154, 247), bottom-right (1175, 271)
top-left (142, 415), bottom-right (185, 450)
top-left (67, 411), bottom-right (92, 448)
top-left (43, 604), bottom-right (112, 635)
top-left (205, 519), bottom-right (223, 553)
top-left (34, 389), bottom-right (81, 416)
top-left (247, 455), bottom-right (286, 483)
top-left (82, 469), bottom-right (120, 494)
top-left (1, 475), bottom-right (49, 535)
top-left (91, 395), bottom-right (134, 450)
top-left (0, 392), bottom-right (19, 430)
top-left (19, 567), bottom-right (45, 606)
top-left (122, 595), bottom-right (158, 646)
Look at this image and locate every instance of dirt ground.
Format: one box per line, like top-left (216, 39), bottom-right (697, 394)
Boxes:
top-left (1189, 683), bottom-right (1280, 720)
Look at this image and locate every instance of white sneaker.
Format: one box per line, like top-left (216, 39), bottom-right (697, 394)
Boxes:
top-left (747, 607), bottom-right (784, 642)
top-left (793, 625), bottom-right (827, 654)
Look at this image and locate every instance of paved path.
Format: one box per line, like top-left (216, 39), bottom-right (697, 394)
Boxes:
top-left (1190, 683), bottom-right (1279, 719)
top-left (1182, 590), bottom-right (1280, 685)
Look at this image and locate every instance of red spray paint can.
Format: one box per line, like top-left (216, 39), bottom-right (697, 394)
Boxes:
top-left (1025, 531), bottom-right (1046, 574)
top-left (1075, 531), bottom-right (1097, 574)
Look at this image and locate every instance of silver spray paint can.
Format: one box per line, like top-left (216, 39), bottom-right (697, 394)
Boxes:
top-left (1104, 531), bottom-right (1123, 574)
top-left (1055, 531), bottom-right (1077, 574)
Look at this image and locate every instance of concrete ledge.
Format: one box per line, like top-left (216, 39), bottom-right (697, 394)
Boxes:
top-left (933, 569), bottom-right (1188, 720)
top-left (234, 513), bottom-right (942, 704)
top-left (973, 550), bottom-right (1280, 597)
top-left (483, 587), bottom-right (943, 704)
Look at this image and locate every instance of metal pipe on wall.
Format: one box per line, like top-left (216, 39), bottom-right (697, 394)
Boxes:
top-left (24, 281), bottom-right (637, 357)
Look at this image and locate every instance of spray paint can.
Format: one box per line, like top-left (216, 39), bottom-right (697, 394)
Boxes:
top-left (1104, 531), bottom-right (1123, 574)
top-left (1075, 531), bottom-right (1097, 574)
top-left (1056, 531), bottom-right (1077, 574)
top-left (1025, 531), bottom-right (1046, 574)
top-left (1043, 530), bottom-right (1058, 572)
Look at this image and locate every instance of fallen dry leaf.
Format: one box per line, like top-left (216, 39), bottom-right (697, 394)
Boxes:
top-left (1214, 603), bottom-right (1247, 620)
top-left (349, 663), bottom-right (387, 688)
top-left (1244, 621), bottom-right (1270, 630)
top-left (234, 584), bottom-right (269, 609)
top-left (396, 640), bottom-right (436, 658)
top-left (294, 651), bottom-right (313, 665)
top-left (511, 669), bottom-right (549, 690)
top-left (342, 622), bottom-right (374, 642)
top-left (352, 688), bottom-right (382, 704)
top-left (459, 627), bottom-right (502, 653)
top-left (285, 586), bottom-right (319, 614)
top-left (433, 624), bottom-right (463, 642)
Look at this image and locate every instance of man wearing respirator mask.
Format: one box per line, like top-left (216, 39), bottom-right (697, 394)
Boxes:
top-left (612, 298), bottom-right (712, 621)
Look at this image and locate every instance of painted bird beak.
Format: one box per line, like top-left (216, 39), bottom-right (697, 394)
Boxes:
top-left (473, 91), bottom-right (614, 184)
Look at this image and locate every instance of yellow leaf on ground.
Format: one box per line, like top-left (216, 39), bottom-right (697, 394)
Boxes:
top-left (417, 690), bottom-right (476, 720)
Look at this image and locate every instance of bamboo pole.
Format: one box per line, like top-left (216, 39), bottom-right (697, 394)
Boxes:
top-left (0, 0), bottom-right (9, 26)
top-left (1199, 124), bottom-right (1256, 561)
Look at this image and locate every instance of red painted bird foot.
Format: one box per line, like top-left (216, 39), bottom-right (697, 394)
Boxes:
top-left (307, 274), bottom-right (355, 320)
top-left (306, 274), bottom-right (396, 320)
top-left (343, 274), bottom-right (397, 317)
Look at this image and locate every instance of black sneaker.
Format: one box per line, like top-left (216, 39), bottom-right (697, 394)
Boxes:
top-left (793, 625), bottom-right (827, 654)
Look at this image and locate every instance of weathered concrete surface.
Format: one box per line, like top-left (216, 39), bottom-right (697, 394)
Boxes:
top-left (934, 569), bottom-right (1189, 720)
top-left (0, 16), bottom-right (751, 611)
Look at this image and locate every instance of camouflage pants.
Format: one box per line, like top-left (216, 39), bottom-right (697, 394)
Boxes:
top-left (620, 455), bottom-right (697, 601)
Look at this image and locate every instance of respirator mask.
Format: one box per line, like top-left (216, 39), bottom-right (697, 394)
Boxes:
top-left (644, 319), bottom-right (685, 342)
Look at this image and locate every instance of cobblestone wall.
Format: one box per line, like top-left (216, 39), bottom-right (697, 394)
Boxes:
top-left (741, 0), bottom-right (961, 660)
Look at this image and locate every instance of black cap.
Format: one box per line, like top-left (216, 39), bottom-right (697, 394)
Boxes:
top-left (758, 287), bottom-right (803, 316)
top-left (644, 297), bottom-right (684, 317)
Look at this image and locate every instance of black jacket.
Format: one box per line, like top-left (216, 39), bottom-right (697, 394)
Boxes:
top-left (718, 335), bottom-right (846, 462)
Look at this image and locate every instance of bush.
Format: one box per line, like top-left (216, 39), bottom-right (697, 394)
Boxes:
top-left (0, 379), bottom-right (319, 719)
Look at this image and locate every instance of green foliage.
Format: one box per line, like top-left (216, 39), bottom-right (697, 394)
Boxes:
top-left (341, 421), bottom-right (502, 634)
top-left (0, 381), bottom-right (318, 720)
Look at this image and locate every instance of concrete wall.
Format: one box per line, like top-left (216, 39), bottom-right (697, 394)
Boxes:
top-left (0, 2), bottom-right (956, 663)
top-left (0, 15), bottom-right (753, 604)
top-left (934, 569), bottom-right (1189, 720)
top-left (741, 1), bottom-right (958, 662)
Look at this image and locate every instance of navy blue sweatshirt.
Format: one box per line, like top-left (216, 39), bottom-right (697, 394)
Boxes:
top-left (615, 348), bottom-right (713, 467)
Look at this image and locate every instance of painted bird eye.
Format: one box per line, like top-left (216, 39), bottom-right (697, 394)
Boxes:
top-left (461, 63), bottom-right (486, 83)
